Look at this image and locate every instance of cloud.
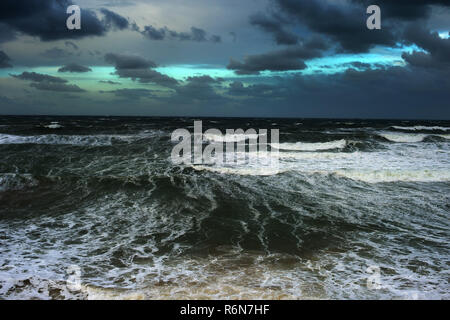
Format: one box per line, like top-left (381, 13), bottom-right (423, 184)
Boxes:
top-left (227, 81), bottom-right (286, 98)
top-left (104, 53), bottom-right (156, 69)
top-left (99, 80), bottom-right (121, 85)
top-left (0, 51), bottom-right (12, 68)
top-left (113, 68), bottom-right (178, 86)
top-left (140, 25), bottom-right (221, 42)
top-left (172, 77), bottom-right (225, 102)
top-left (58, 63), bottom-right (92, 73)
top-left (11, 71), bottom-right (67, 83)
top-left (0, 23), bottom-right (18, 43)
top-left (351, 0), bottom-right (450, 21)
top-left (185, 75), bottom-right (224, 84)
top-left (210, 35), bottom-right (222, 43)
top-left (104, 53), bottom-right (178, 87)
top-left (64, 41), bottom-right (79, 50)
top-left (0, 0), bottom-right (131, 41)
top-left (273, 0), bottom-right (397, 53)
top-left (100, 88), bottom-right (155, 99)
top-left (402, 25), bottom-right (450, 69)
top-left (30, 82), bottom-right (85, 92)
top-left (227, 37), bottom-right (329, 74)
top-left (221, 64), bottom-right (450, 118)
top-left (100, 8), bottom-right (129, 30)
top-left (41, 47), bottom-right (73, 59)
top-left (249, 13), bottom-right (298, 45)
top-left (140, 25), bottom-right (166, 40)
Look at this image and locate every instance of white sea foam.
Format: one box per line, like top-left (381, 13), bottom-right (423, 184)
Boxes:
top-left (332, 169), bottom-right (450, 183)
top-left (44, 122), bottom-right (63, 129)
top-left (271, 139), bottom-right (346, 151)
top-left (204, 132), bottom-right (264, 143)
top-left (192, 165), bottom-right (284, 176)
top-left (391, 126), bottom-right (450, 132)
top-left (378, 133), bottom-right (427, 143)
top-left (0, 134), bottom-right (138, 146)
top-left (191, 142), bottom-right (450, 183)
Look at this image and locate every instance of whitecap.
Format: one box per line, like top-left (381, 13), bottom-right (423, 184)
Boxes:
top-left (378, 133), bottom-right (427, 143)
top-left (271, 139), bottom-right (346, 151)
top-left (391, 126), bottom-right (449, 132)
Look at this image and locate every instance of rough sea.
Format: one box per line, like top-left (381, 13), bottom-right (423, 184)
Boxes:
top-left (0, 116), bottom-right (449, 299)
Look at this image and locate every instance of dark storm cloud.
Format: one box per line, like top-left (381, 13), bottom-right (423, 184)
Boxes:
top-left (100, 8), bottom-right (130, 30)
top-left (11, 71), bottom-right (67, 83)
top-left (58, 63), bottom-right (92, 73)
top-left (140, 25), bottom-right (221, 43)
top-left (351, 0), bottom-right (450, 21)
top-left (114, 68), bottom-right (178, 86)
top-left (172, 81), bottom-right (224, 103)
top-left (0, 0), bottom-right (131, 41)
top-left (99, 80), bottom-right (121, 85)
top-left (0, 51), bottom-right (12, 68)
top-left (401, 25), bottom-right (450, 69)
top-left (273, 0), bottom-right (397, 53)
top-left (141, 26), bottom-right (166, 40)
top-left (185, 75), bottom-right (223, 84)
top-left (104, 53), bottom-right (178, 87)
top-left (227, 37), bottom-right (329, 74)
top-left (30, 82), bottom-right (85, 92)
top-left (104, 53), bottom-right (156, 69)
top-left (100, 88), bottom-right (155, 100)
top-left (0, 23), bottom-right (18, 43)
top-left (221, 65), bottom-right (450, 118)
top-left (249, 13), bottom-right (298, 45)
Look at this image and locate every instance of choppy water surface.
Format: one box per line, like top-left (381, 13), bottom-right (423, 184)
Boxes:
top-left (0, 116), bottom-right (449, 299)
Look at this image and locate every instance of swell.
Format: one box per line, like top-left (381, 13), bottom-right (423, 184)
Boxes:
top-left (0, 132), bottom-right (164, 146)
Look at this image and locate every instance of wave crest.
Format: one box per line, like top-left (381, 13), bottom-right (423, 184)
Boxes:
top-left (271, 139), bottom-right (346, 151)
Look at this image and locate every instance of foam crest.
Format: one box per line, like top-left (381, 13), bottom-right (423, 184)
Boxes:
top-left (0, 134), bottom-right (137, 146)
top-left (378, 133), bottom-right (427, 143)
top-left (204, 133), bottom-right (264, 143)
top-left (391, 126), bottom-right (450, 132)
top-left (271, 139), bottom-right (346, 151)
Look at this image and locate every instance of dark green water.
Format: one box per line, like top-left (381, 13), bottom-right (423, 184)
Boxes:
top-left (0, 116), bottom-right (449, 299)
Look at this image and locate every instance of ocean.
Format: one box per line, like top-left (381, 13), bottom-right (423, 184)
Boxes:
top-left (0, 116), bottom-right (449, 299)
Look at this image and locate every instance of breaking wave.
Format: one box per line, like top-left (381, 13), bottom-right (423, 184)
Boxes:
top-left (271, 139), bottom-right (346, 151)
top-left (390, 126), bottom-right (450, 132)
top-left (0, 133), bottom-right (153, 146)
top-left (378, 132), bottom-right (450, 143)
top-left (378, 133), bottom-right (428, 143)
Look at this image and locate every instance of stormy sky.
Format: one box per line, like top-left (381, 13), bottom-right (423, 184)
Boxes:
top-left (0, 0), bottom-right (449, 118)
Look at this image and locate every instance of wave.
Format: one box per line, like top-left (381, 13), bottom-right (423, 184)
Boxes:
top-left (192, 165), bottom-right (284, 176)
top-left (43, 122), bottom-right (63, 129)
top-left (378, 133), bottom-right (427, 143)
top-left (379, 132), bottom-right (450, 143)
top-left (391, 126), bottom-right (450, 132)
top-left (271, 139), bottom-right (346, 151)
top-left (0, 134), bottom-right (139, 146)
top-left (204, 132), bottom-right (264, 143)
top-left (191, 165), bottom-right (450, 182)
top-left (0, 174), bottom-right (39, 192)
top-left (333, 169), bottom-right (450, 183)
